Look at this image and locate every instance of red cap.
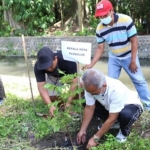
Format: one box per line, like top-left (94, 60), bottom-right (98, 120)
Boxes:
top-left (95, 0), bottom-right (113, 17)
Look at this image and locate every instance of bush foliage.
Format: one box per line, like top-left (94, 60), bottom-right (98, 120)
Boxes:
top-left (0, 0), bottom-right (150, 36)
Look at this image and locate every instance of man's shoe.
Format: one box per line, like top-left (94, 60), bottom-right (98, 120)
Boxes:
top-left (98, 121), bottom-right (120, 130)
top-left (116, 129), bottom-right (127, 143)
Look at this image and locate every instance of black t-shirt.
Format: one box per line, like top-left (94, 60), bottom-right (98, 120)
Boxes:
top-left (34, 51), bottom-right (77, 82)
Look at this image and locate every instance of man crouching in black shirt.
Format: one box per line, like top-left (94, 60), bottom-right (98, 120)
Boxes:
top-left (34, 46), bottom-right (78, 117)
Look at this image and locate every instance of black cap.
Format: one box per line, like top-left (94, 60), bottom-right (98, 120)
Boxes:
top-left (37, 46), bottom-right (54, 70)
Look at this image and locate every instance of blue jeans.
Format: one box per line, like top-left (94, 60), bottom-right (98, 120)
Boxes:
top-left (108, 56), bottom-right (150, 110)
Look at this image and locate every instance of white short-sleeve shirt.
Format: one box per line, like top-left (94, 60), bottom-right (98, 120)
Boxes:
top-left (85, 76), bottom-right (143, 113)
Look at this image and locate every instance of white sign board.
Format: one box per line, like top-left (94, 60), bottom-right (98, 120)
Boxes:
top-left (61, 41), bottom-right (91, 64)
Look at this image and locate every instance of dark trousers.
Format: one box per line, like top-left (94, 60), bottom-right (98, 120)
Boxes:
top-left (0, 76), bottom-right (5, 99)
top-left (94, 101), bottom-right (143, 136)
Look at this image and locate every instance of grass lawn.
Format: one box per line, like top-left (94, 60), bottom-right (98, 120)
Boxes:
top-left (0, 76), bottom-right (150, 150)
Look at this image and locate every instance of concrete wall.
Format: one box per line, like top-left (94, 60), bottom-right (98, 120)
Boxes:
top-left (0, 36), bottom-right (150, 58)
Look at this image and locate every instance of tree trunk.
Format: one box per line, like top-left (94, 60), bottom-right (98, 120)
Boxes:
top-left (54, 0), bottom-right (78, 27)
top-left (84, 0), bottom-right (89, 18)
top-left (59, 0), bottom-right (64, 28)
top-left (64, 0), bottom-right (78, 25)
top-left (2, 0), bottom-right (21, 29)
top-left (77, 0), bottom-right (84, 32)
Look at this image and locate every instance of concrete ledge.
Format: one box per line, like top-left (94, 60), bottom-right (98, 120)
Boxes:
top-left (0, 36), bottom-right (150, 58)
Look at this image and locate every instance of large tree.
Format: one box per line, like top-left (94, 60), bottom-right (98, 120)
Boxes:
top-left (2, 0), bottom-right (21, 29)
top-left (0, 0), bottom-right (150, 35)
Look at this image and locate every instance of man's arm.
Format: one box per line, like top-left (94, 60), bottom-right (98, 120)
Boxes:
top-left (129, 35), bottom-right (138, 73)
top-left (37, 82), bottom-right (56, 117)
top-left (94, 113), bottom-right (119, 139)
top-left (86, 43), bottom-right (105, 68)
top-left (80, 105), bottom-right (95, 132)
top-left (67, 77), bottom-right (78, 105)
top-left (77, 104), bottom-right (95, 144)
top-left (67, 76), bottom-right (84, 103)
top-left (37, 82), bottom-right (52, 104)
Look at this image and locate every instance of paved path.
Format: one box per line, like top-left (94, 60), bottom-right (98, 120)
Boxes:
top-left (1, 63), bottom-right (150, 99)
top-left (1, 75), bottom-right (39, 99)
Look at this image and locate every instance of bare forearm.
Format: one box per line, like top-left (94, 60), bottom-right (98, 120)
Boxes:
top-left (91, 48), bottom-right (103, 66)
top-left (131, 36), bottom-right (138, 62)
top-left (80, 106), bottom-right (95, 132)
top-left (67, 78), bottom-right (78, 103)
top-left (91, 45), bottom-right (104, 67)
top-left (95, 113), bottom-right (119, 139)
top-left (39, 88), bottom-right (52, 104)
top-left (95, 119), bottom-right (116, 139)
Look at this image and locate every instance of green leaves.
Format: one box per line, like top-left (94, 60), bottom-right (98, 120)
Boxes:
top-left (1, 0), bottom-right (150, 36)
top-left (1, 0), bottom-right (55, 36)
top-left (45, 70), bottom-right (84, 134)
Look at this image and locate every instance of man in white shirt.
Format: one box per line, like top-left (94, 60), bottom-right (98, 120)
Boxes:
top-left (77, 68), bottom-right (143, 149)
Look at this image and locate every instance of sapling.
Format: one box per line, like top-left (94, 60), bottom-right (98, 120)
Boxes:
top-left (44, 70), bottom-right (85, 147)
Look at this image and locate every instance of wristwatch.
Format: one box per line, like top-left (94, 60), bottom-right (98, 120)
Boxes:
top-left (93, 134), bottom-right (100, 143)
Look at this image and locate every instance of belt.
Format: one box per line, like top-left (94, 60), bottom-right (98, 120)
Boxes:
top-left (117, 50), bottom-right (131, 57)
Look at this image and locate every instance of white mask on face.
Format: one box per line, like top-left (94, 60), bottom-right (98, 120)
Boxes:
top-left (93, 86), bottom-right (105, 99)
top-left (101, 15), bottom-right (112, 25)
top-left (94, 93), bottom-right (104, 101)
top-left (98, 93), bottom-right (104, 96)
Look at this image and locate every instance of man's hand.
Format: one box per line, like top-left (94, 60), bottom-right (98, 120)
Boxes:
top-left (77, 130), bottom-right (86, 144)
top-left (82, 43), bottom-right (104, 71)
top-left (86, 137), bottom-right (98, 149)
top-left (49, 105), bottom-right (56, 117)
top-left (82, 64), bottom-right (93, 70)
top-left (129, 61), bottom-right (138, 73)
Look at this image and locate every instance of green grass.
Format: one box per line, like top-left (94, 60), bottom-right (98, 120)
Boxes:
top-left (0, 93), bottom-right (53, 149)
top-left (0, 92), bottom-right (150, 150)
